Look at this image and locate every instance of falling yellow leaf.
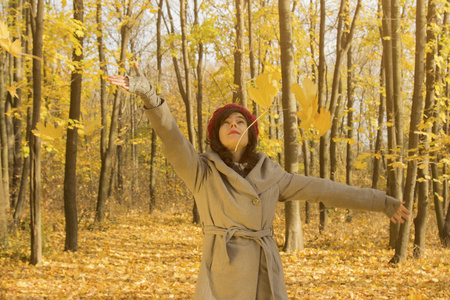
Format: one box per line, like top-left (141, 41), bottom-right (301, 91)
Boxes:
top-left (390, 161), bottom-right (406, 169)
top-left (33, 122), bottom-right (65, 141)
top-left (9, 39), bottom-right (21, 57)
top-left (0, 20), bottom-right (22, 57)
top-left (292, 78), bottom-right (329, 135)
top-left (312, 107), bottom-right (332, 137)
top-left (0, 37), bottom-right (10, 51)
top-left (357, 153), bottom-right (372, 160)
top-left (0, 20), bottom-right (8, 39)
top-left (293, 78), bottom-right (318, 108)
top-left (354, 160), bottom-right (367, 170)
top-left (248, 73), bottom-right (278, 110)
top-left (7, 82), bottom-right (20, 99)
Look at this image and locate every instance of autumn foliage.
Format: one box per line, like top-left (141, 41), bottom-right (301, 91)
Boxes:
top-left (1, 205), bottom-right (448, 299)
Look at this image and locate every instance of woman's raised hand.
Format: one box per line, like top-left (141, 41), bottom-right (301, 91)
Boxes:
top-left (107, 63), bottom-right (160, 108)
top-left (107, 74), bottom-right (130, 90)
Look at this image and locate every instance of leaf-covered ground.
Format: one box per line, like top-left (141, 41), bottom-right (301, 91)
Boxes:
top-left (1, 208), bottom-right (449, 299)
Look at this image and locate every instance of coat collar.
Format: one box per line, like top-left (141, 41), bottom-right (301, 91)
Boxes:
top-left (201, 151), bottom-right (286, 195)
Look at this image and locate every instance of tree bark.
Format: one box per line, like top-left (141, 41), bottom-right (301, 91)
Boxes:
top-left (414, 0), bottom-right (438, 259)
top-left (372, 42), bottom-right (386, 190)
top-left (390, 0), bottom-right (426, 263)
top-left (381, 0), bottom-right (402, 248)
top-left (279, 0), bottom-right (303, 253)
top-left (96, 0), bottom-right (107, 165)
top-left (318, 0), bottom-right (329, 233)
top-left (29, 0), bottom-right (44, 265)
top-left (346, 45), bottom-right (354, 222)
top-left (194, 0), bottom-right (204, 154)
top-left (150, 0), bottom-right (164, 214)
top-left (0, 119), bottom-right (5, 246)
top-left (233, 0), bottom-right (247, 107)
top-left (10, 0), bottom-right (24, 210)
top-left (0, 52), bottom-right (10, 209)
top-left (13, 108), bottom-right (31, 229)
top-left (63, 0), bottom-right (84, 251)
top-left (96, 6), bottom-right (131, 223)
top-left (180, 0), bottom-right (196, 149)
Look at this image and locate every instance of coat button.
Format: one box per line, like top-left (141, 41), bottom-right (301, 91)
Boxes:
top-left (252, 198), bottom-right (260, 205)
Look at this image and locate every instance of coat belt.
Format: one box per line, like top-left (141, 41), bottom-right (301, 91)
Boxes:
top-left (202, 225), bottom-right (278, 297)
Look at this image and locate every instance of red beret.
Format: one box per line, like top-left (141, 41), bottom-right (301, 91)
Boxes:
top-left (207, 103), bottom-right (259, 140)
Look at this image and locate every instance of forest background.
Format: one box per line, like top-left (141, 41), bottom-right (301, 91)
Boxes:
top-left (0, 0), bottom-right (449, 298)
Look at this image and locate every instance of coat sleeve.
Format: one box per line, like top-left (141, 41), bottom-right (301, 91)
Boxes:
top-left (278, 173), bottom-right (401, 218)
top-left (143, 99), bottom-right (205, 192)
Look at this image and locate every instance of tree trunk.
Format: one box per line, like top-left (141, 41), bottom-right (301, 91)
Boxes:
top-left (390, 0), bottom-right (426, 263)
top-left (149, 0), bottom-right (164, 214)
top-left (346, 46), bottom-right (354, 222)
top-left (308, 0), bottom-right (317, 80)
top-left (372, 47), bottom-right (386, 189)
top-left (414, 0), bottom-right (438, 259)
top-left (180, 0), bottom-right (196, 149)
top-left (233, 0), bottom-right (247, 107)
top-left (0, 52), bottom-right (10, 209)
top-left (96, 11), bottom-right (131, 223)
top-left (10, 0), bottom-right (24, 210)
top-left (279, 0), bottom-right (303, 253)
top-left (381, 0), bottom-right (402, 249)
top-left (63, 0), bottom-right (83, 252)
top-left (192, 0), bottom-right (203, 224)
top-left (13, 108), bottom-right (31, 229)
top-left (194, 0), bottom-right (204, 154)
top-left (116, 103), bottom-right (124, 203)
top-left (248, 0), bottom-right (256, 81)
top-left (0, 119), bottom-right (5, 246)
top-left (29, 0), bottom-right (44, 265)
top-left (149, 129), bottom-right (157, 213)
top-left (96, 0), bottom-right (107, 165)
top-left (300, 129), bottom-right (311, 224)
top-left (318, 0), bottom-right (329, 233)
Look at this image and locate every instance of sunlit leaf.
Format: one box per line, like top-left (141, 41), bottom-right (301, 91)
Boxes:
top-left (390, 161), bottom-right (406, 169)
top-left (7, 82), bottom-right (20, 98)
top-left (248, 73), bottom-right (278, 110)
top-left (313, 107), bottom-right (332, 137)
top-left (357, 153), bottom-right (371, 160)
top-left (34, 122), bottom-right (65, 140)
top-left (0, 20), bottom-right (8, 39)
top-left (9, 39), bottom-right (21, 57)
top-left (354, 161), bottom-right (367, 170)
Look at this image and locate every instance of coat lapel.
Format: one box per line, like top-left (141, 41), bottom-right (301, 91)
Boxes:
top-left (201, 151), bottom-right (286, 196)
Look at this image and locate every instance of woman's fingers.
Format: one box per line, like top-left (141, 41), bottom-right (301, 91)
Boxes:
top-left (390, 204), bottom-right (411, 224)
top-left (107, 75), bottom-right (130, 90)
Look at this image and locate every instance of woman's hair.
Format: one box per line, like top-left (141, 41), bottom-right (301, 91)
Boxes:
top-left (207, 108), bottom-right (259, 177)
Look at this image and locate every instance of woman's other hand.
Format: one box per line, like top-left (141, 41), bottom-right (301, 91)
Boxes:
top-left (390, 202), bottom-right (411, 224)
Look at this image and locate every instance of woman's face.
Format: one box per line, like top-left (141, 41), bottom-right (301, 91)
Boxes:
top-left (218, 112), bottom-right (249, 152)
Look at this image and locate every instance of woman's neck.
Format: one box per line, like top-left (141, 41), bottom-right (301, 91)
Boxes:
top-left (230, 148), bottom-right (244, 163)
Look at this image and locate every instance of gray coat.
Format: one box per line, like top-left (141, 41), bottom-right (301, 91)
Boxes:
top-left (145, 100), bottom-right (400, 300)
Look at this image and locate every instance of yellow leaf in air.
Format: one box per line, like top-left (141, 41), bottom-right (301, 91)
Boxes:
top-left (292, 79), bottom-right (319, 131)
top-left (297, 105), bottom-right (315, 130)
top-left (312, 107), bottom-right (332, 137)
top-left (0, 20), bottom-right (9, 39)
top-left (357, 153), bottom-right (371, 160)
top-left (34, 122), bottom-right (65, 141)
top-left (0, 37), bottom-right (10, 52)
top-left (7, 82), bottom-right (20, 99)
top-left (248, 73), bottom-right (278, 110)
top-left (354, 161), bottom-right (367, 170)
top-left (390, 161), bottom-right (405, 169)
top-left (9, 39), bottom-right (21, 57)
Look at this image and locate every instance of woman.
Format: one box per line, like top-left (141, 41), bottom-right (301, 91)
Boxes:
top-left (107, 64), bottom-right (410, 300)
